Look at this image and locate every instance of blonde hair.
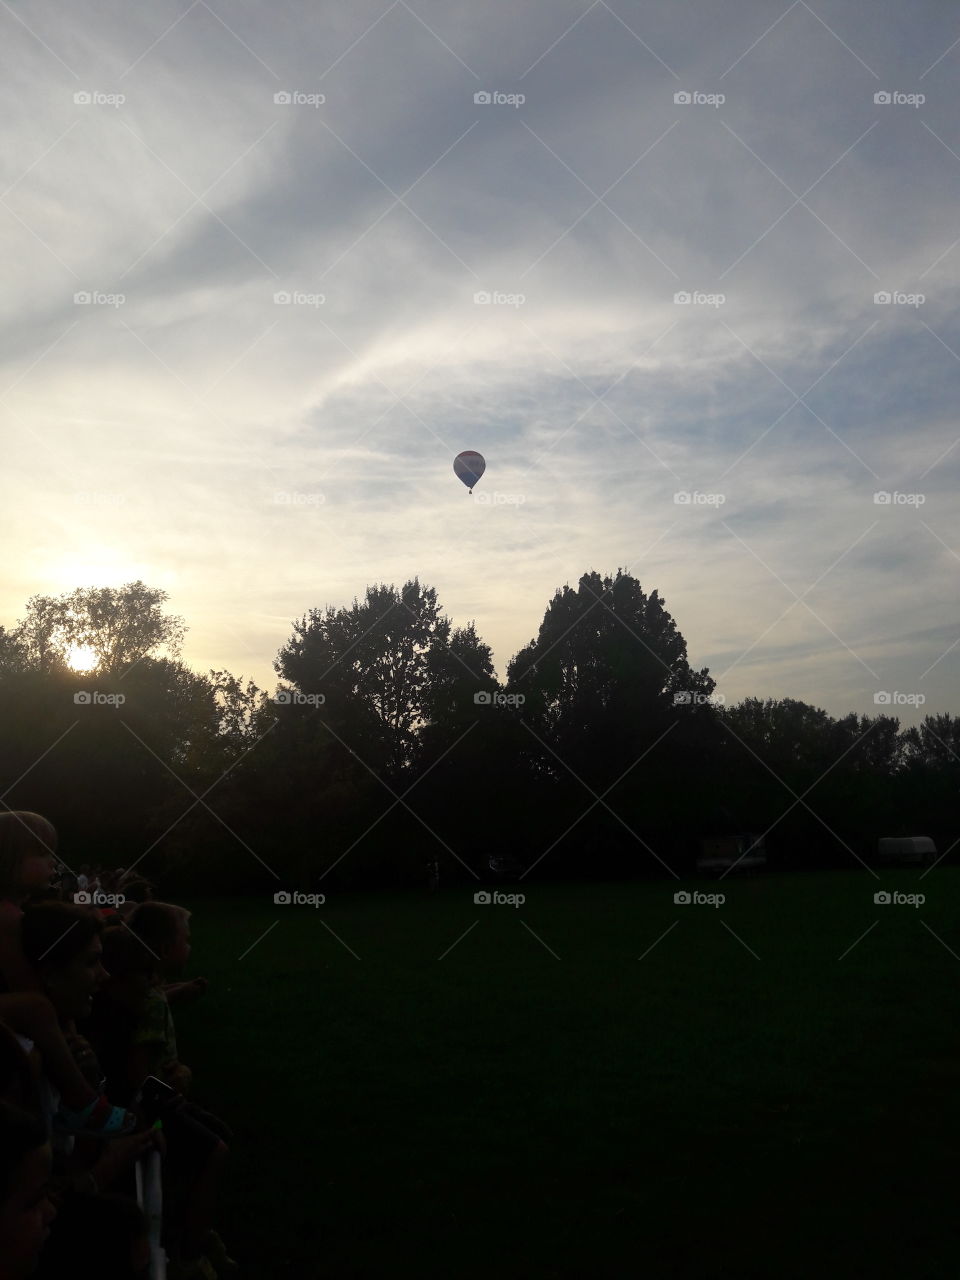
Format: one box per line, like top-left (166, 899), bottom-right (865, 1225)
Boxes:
top-left (0, 812), bottom-right (57, 900)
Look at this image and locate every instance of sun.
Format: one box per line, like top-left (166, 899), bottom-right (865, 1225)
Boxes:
top-left (66, 644), bottom-right (99, 673)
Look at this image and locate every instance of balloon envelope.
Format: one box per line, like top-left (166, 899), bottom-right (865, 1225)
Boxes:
top-left (454, 451), bottom-right (485, 492)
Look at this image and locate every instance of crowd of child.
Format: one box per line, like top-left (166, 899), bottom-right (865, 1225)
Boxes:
top-left (0, 812), bottom-right (237, 1280)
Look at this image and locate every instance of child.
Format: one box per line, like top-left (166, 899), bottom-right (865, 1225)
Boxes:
top-left (0, 813), bottom-right (137, 1139)
top-left (17, 904), bottom-right (163, 1175)
top-left (86, 923), bottom-right (235, 1276)
top-left (2, 1015), bottom-right (153, 1280)
top-left (8, 910), bottom-right (162, 1277)
top-left (125, 903), bottom-right (205, 1093)
top-left (81, 929), bottom-right (155, 1107)
top-left (85, 927), bottom-right (226, 1155)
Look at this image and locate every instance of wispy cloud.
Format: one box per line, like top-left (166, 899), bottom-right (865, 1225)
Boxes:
top-left (1, 0), bottom-right (957, 724)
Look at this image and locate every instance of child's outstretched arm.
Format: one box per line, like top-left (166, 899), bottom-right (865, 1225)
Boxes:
top-left (163, 977), bottom-right (208, 1005)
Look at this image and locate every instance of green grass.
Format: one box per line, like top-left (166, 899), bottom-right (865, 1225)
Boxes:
top-left (173, 870), bottom-right (960, 1278)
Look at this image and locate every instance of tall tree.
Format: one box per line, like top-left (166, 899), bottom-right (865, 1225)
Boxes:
top-left (9, 595), bottom-right (70, 673)
top-left (12, 581), bottom-right (185, 674)
top-left (502, 569), bottom-right (718, 878)
top-left (506, 568), bottom-right (716, 774)
top-left (902, 713), bottom-right (960, 770)
top-left (275, 577), bottom-right (451, 776)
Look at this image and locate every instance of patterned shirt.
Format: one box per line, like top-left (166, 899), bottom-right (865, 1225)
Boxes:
top-left (133, 986), bottom-right (178, 1077)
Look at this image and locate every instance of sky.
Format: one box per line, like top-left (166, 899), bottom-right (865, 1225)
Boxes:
top-left (1, 0), bottom-right (957, 726)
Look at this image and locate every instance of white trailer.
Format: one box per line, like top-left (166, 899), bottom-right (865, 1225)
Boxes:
top-left (877, 836), bottom-right (937, 866)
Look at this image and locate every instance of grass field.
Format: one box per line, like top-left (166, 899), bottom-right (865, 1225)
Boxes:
top-left (173, 869), bottom-right (960, 1278)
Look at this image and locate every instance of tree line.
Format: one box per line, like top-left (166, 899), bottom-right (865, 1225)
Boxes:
top-left (0, 574), bottom-right (955, 893)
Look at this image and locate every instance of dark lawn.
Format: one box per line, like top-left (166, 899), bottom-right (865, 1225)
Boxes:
top-left (173, 869), bottom-right (960, 1278)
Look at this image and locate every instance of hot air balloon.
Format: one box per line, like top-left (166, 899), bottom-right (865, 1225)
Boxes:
top-left (454, 450), bottom-right (485, 494)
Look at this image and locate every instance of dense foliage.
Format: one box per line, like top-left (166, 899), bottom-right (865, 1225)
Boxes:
top-left (0, 575), bottom-right (954, 892)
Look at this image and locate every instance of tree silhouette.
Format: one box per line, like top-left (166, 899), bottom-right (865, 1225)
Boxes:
top-left (507, 569), bottom-right (716, 770)
top-left (275, 577), bottom-right (451, 777)
top-left (504, 569), bottom-right (718, 877)
top-left (11, 581), bottom-right (185, 674)
top-left (0, 574), bottom-right (955, 890)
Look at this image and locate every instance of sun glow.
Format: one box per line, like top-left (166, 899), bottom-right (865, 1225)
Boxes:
top-left (66, 644), bottom-right (99, 672)
top-left (46, 548), bottom-right (162, 592)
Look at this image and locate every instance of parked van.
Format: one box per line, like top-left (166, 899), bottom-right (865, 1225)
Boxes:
top-left (877, 836), bottom-right (937, 866)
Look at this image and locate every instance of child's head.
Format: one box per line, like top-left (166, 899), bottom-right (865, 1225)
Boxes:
top-left (0, 814), bottom-right (58, 906)
top-left (127, 902), bottom-right (191, 978)
top-left (19, 903), bottom-right (107, 1023)
top-left (0, 1100), bottom-right (55, 1279)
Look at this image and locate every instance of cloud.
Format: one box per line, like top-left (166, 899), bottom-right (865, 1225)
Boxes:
top-left (1, 0), bottom-right (957, 727)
